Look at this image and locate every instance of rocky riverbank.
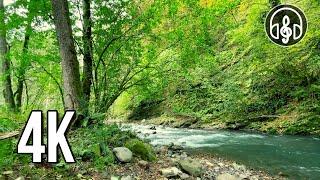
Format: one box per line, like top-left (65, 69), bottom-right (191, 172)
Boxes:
top-left (108, 142), bottom-right (280, 180)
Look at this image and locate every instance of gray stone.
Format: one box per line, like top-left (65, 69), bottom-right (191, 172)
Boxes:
top-left (216, 173), bottom-right (240, 180)
top-left (15, 177), bottom-right (25, 180)
top-left (218, 162), bottom-right (224, 167)
top-left (111, 176), bottom-right (120, 180)
top-left (178, 158), bottom-right (203, 177)
top-left (113, 147), bottom-right (133, 163)
top-left (161, 167), bottom-right (181, 177)
top-left (138, 160), bottom-right (149, 169)
top-left (169, 145), bottom-right (184, 151)
top-left (214, 167), bottom-right (220, 172)
top-left (232, 163), bottom-right (246, 171)
top-left (180, 152), bottom-right (188, 159)
top-left (179, 173), bottom-right (190, 179)
top-left (121, 175), bottom-right (133, 180)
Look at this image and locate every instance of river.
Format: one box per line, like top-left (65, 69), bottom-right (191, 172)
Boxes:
top-left (121, 124), bottom-right (320, 179)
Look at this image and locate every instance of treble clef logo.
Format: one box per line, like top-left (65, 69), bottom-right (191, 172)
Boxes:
top-left (280, 15), bottom-right (293, 44)
top-left (265, 5), bottom-right (307, 46)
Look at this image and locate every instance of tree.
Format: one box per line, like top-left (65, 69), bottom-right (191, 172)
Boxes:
top-left (51, 0), bottom-right (83, 113)
top-left (14, 6), bottom-right (33, 111)
top-left (0, 0), bottom-right (15, 110)
top-left (82, 0), bottom-right (93, 115)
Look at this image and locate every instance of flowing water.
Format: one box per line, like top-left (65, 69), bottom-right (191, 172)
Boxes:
top-left (122, 124), bottom-right (320, 179)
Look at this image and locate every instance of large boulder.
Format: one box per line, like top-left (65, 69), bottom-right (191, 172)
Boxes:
top-left (216, 173), bottom-right (240, 180)
top-left (160, 167), bottom-right (181, 177)
top-left (178, 158), bottom-right (203, 177)
top-left (113, 147), bottom-right (133, 163)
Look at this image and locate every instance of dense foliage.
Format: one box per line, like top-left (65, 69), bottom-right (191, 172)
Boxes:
top-left (0, 0), bottom-right (319, 138)
top-left (117, 0), bottom-right (320, 135)
top-left (0, 0), bottom-right (319, 179)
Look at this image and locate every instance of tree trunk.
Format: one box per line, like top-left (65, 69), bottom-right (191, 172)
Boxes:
top-left (0, 0), bottom-right (15, 110)
top-left (82, 0), bottom-right (93, 115)
top-left (51, 0), bottom-right (83, 113)
top-left (15, 21), bottom-right (31, 110)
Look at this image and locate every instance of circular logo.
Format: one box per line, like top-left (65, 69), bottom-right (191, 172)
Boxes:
top-left (265, 4), bottom-right (307, 46)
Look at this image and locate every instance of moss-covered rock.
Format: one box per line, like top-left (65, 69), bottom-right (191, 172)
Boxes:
top-left (125, 139), bottom-right (157, 162)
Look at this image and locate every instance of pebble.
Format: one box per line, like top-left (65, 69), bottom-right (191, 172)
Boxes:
top-left (121, 175), bottom-right (133, 180)
top-left (160, 167), bottom-right (181, 177)
top-left (205, 161), bottom-right (214, 167)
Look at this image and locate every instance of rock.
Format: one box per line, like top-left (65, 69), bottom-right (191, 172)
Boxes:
top-left (218, 162), bottom-right (224, 167)
top-left (2, 171), bottom-right (13, 175)
top-left (121, 175), bottom-right (133, 180)
top-left (113, 147), bottom-right (133, 163)
top-left (138, 160), bottom-right (149, 169)
top-left (141, 119), bottom-right (146, 123)
top-left (157, 160), bottom-right (165, 164)
top-left (15, 177), bottom-right (25, 180)
top-left (205, 161), bottom-right (214, 167)
top-left (150, 126), bottom-right (156, 130)
top-left (169, 144), bottom-right (184, 151)
top-left (179, 173), bottom-right (190, 179)
top-left (152, 131), bottom-right (157, 134)
top-left (239, 174), bottom-right (249, 179)
top-left (155, 146), bottom-right (167, 154)
top-left (180, 152), bottom-right (188, 159)
top-left (111, 175), bottom-right (120, 180)
top-left (232, 163), bottom-right (246, 171)
top-left (160, 167), bottom-right (181, 177)
top-left (77, 174), bottom-right (83, 179)
top-left (178, 159), bottom-right (203, 177)
top-left (214, 167), bottom-right (220, 172)
top-left (278, 171), bottom-right (288, 177)
top-left (216, 173), bottom-right (240, 180)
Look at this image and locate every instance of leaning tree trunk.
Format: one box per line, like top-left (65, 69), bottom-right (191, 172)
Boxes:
top-left (51, 0), bottom-right (83, 113)
top-left (82, 0), bottom-right (93, 115)
top-left (0, 0), bottom-right (15, 110)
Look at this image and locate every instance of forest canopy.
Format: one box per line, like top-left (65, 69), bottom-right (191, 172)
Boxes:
top-left (0, 0), bottom-right (319, 135)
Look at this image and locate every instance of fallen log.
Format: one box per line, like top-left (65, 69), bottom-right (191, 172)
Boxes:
top-left (0, 131), bottom-right (19, 140)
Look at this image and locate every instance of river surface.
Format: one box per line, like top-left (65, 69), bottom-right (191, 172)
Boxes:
top-left (121, 124), bottom-right (320, 179)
